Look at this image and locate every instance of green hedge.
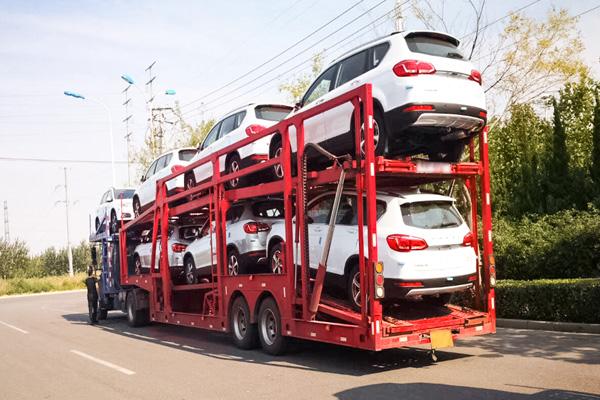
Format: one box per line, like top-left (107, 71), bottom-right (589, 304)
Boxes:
top-left (0, 273), bottom-right (86, 296)
top-left (496, 279), bottom-right (600, 323)
top-left (494, 209), bottom-right (600, 280)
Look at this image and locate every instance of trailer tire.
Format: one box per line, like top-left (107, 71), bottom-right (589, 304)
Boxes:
top-left (126, 291), bottom-right (149, 327)
top-left (257, 297), bottom-right (287, 355)
top-left (98, 308), bottom-right (108, 320)
top-left (230, 296), bottom-right (259, 350)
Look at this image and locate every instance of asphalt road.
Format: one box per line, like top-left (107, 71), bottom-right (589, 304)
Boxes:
top-left (0, 291), bottom-right (599, 400)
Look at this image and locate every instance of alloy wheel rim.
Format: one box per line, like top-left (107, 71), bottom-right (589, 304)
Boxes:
top-left (360, 120), bottom-right (380, 156)
top-left (229, 160), bottom-right (240, 187)
top-left (186, 261), bottom-right (195, 284)
top-left (228, 255), bottom-right (239, 276)
top-left (135, 259), bottom-right (142, 275)
top-left (273, 147), bottom-right (284, 179)
top-left (271, 249), bottom-right (283, 274)
top-left (352, 272), bottom-right (361, 306)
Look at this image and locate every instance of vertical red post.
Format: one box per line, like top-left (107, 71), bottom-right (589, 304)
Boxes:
top-left (362, 84), bottom-right (382, 345)
top-left (281, 124), bottom-right (295, 318)
top-left (295, 121), bottom-right (309, 319)
top-left (159, 195), bottom-right (171, 313)
top-left (212, 154), bottom-right (226, 317)
top-left (479, 126), bottom-right (496, 324)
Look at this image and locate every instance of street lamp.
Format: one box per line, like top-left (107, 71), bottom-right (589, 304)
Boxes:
top-left (64, 90), bottom-right (116, 187)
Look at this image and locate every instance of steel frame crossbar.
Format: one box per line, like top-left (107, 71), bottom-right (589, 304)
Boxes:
top-left (118, 84), bottom-right (496, 351)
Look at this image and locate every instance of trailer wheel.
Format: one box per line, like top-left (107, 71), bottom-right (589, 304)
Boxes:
top-left (258, 297), bottom-right (288, 355)
top-left (98, 308), bottom-right (108, 320)
top-left (230, 296), bottom-right (259, 350)
top-left (126, 291), bottom-right (149, 327)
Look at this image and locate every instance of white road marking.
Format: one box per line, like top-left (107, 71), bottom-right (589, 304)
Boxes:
top-left (123, 331), bottom-right (156, 341)
top-left (70, 350), bottom-right (135, 375)
top-left (0, 320), bottom-right (29, 334)
top-left (0, 289), bottom-right (85, 300)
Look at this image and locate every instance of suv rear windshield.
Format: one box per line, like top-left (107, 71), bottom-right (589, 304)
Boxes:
top-left (114, 189), bottom-right (135, 199)
top-left (252, 200), bottom-right (286, 219)
top-left (255, 105), bottom-right (292, 122)
top-left (179, 149), bottom-right (197, 161)
top-left (405, 34), bottom-right (464, 60)
top-left (400, 201), bottom-right (462, 229)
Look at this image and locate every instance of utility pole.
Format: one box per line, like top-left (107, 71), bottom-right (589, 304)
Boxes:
top-left (60, 168), bottom-right (74, 277)
top-left (394, 0), bottom-right (404, 32)
top-left (145, 61), bottom-right (157, 156)
top-left (122, 85), bottom-right (133, 186)
top-left (151, 107), bottom-right (175, 154)
top-left (3, 200), bottom-right (8, 242)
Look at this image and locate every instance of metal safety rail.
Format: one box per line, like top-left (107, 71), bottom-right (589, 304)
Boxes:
top-left (118, 83), bottom-right (496, 351)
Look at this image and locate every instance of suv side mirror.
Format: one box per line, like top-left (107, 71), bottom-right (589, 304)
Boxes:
top-left (140, 175), bottom-right (146, 183)
top-left (294, 102), bottom-right (302, 111)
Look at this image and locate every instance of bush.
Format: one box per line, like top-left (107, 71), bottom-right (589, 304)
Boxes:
top-left (0, 273), bottom-right (86, 296)
top-left (494, 209), bottom-right (600, 280)
top-left (496, 279), bottom-right (600, 323)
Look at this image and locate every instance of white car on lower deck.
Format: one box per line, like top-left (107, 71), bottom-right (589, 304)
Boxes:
top-left (266, 191), bottom-right (477, 308)
top-left (182, 199), bottom-right (285, 283)
top-left (132, 148), bottom-right (197, 216)
top-left (184, 103), bottom-right (292, 190)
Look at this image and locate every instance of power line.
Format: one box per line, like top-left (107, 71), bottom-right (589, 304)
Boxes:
top-left (179, 0), bottom-right (369, 111)
top-left (0, 156), bottom-right (131, 164)
top-left (182, 0), bottom-right (402, 118)
top-left (183, 5), bottom-right (402, 119)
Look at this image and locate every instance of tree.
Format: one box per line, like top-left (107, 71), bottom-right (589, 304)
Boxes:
top-left (279, 53), bottom-right (324, 104)
top-left (485, 9), bottom-right (588, 116)
top-left (544, 98), bottom-right (571, 212)
top-left (0, 240), bottom-right (30, 279)
top-left (591, 92), bottom-right (600, 200)
top-left (173, 102), bottom-right (215, 148)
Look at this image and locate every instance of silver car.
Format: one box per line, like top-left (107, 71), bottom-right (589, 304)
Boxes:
top-left (182, 199), bottom-right (285, 283)
top-left (132, 226), bottom-right (194, 282)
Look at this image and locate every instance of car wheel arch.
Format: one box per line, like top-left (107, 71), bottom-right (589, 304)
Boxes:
top-left (269, 133), bottom-right (282, 157)
top-left (267, 236), bottom-right (284, 255)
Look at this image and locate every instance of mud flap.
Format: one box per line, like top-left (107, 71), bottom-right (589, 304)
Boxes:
top-left (430, 329), bottom-right (454, 349)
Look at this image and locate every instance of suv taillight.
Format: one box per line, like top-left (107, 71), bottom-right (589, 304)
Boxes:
top-left (386, 234), bottom-right (428, 252)
top-left (243, 221), bottom-right (271, 234)
top-left (245, 124), bottom-right (266, 136)
top-left (469, 69), bottom-right (482, 85)
top-left (462, 232), bottom-right (474, 247)
top-left (393, 60), bottom-right (436, 77)
top-left (171, 243), bottom-right (187, 252)
top-left (171, 165), bottom-right (185, 174)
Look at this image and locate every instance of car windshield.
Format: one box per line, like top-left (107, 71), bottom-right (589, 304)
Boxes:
top-left (179, 149), bottom-right (197, 161)
top-left (400, 201), bottom-right (462, 229)
top-left (114, 189), bottom-right (134, 199)
top-left (255, 105), bottom-right (292, 122)
top-left (405, 35), bottom-right (464, 60)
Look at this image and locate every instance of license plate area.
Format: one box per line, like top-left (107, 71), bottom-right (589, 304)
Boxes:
top-left (430, 329), bottom-right (454, 349)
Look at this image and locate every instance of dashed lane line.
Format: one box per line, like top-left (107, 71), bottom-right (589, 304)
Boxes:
top-left (0, 320), bottom-right (29, 334)
top-left (70, 350), bottom-right (135, 375)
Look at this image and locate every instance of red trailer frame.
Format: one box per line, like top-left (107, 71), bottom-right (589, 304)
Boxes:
top-left (119, 83), bottom-right (496, 352)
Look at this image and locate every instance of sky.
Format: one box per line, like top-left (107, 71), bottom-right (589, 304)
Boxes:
top-left (1, 0), bottom-right (599, 255)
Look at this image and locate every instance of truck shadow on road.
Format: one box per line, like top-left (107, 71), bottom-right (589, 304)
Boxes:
top-left (456, 328), bottom-right (600, 365)
top-left (333, 383), bottom-right (600, 400)
top-left (62, 312), bottom-right (469, 376)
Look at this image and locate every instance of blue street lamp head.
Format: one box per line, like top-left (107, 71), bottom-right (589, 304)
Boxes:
top-left (64, 91), bottom-right (85, 100)
top-left (121, 74), bottom-right (135, 85)
top-left (165, 89), bottom-right (176, 95)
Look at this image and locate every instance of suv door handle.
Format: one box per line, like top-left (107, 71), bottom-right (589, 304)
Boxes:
top-left (350, 80), bottom-right (361, 86)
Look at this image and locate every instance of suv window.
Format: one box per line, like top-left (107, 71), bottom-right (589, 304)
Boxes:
top-left (145, 158), bottom-right (159, 179)
top-left (219, 115), bottom-right (237, 137)
top-left (255, 105), bottom-right (292, 122)
top-left (201, 122), bottom-right (221, 150)
top-left (100, 191), bottom-right (109, 204)
top-left (400, 201), bottom-right (462, 229)
top-left (234, 111), bottom-right (247, 128)
top-left (336, 50), bottom-right (368, 88)
top-left (114, 189), bottom-right (134, 199)
top-left (371, 42), bottom-right (390, 69)
top-left (106, 190), bottom-right (113, 202)
top-left (179, 149), bottom-right (196, 161)
top-left (333, 195), bottom-right (386, 225)
top-left (303, 65), bottom-right (337, 106)
top-left (405, 34), bottom-right (464, 60)
top-left (252, 200), bottom-right (285, 218)
top-left (226, 205), bottom-right (244, 222)
top-left (307, 196), bottom-right (334, 224)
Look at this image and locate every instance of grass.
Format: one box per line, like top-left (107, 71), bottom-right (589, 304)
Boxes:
top-left (0, 273), bottom-right (87, 296)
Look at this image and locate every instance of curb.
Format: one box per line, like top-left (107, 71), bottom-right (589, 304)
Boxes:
top-left (0, 289), bottom-right (86, 300)
top-left (497, 318), bottom-right (600, 334)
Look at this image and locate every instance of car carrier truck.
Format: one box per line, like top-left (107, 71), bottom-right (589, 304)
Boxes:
top-left (90, 84), bottom-right (496, 355)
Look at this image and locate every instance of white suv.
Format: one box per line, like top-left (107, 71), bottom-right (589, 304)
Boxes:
top-left (268, 30), bottom-right (486, 173)
top-left (182, 199), bottom-right (285, 283)
top-left (266, 191), bottom-right (477, 309)
top-left (185, 103), bottom-right (292, 190)
top-left (132, 148), bottom-right (197, 216)
top-left (94, 187), bottom-right (135, 234)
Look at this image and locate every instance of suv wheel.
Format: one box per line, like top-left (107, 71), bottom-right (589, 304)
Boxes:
top-left (227, 248), bottom-right (246, 276)
top-left (109, 211), bottom-right (118, 235)
top-left (269, 242), bottom-right (284, 274)
top-left (133, 196), bottom-right (142, 218)
top-left (225, 154), bottom-right (243, 189)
